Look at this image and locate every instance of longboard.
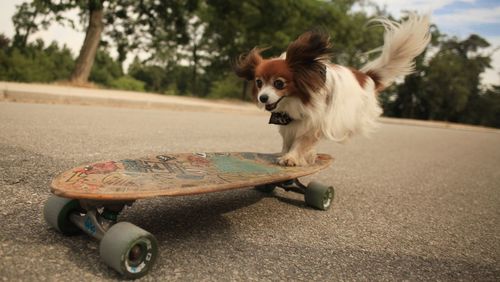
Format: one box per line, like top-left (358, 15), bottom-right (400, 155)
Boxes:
top-left (51, 152), bottom-right (333, 200)
top-left (45, 152), bottom-right (334, 279)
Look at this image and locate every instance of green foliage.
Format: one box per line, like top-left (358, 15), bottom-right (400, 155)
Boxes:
top-left (208, 73), bottom-right (242, 99)
top-left (128, 57), bottom-right (168, 93)
top-left (128, 56), bottom-right (197, 95)
top-left (109, 75), bottom-right (145, 92)
top-left (103, 0), bottom-right (200, 63)
top-left (0, 34), bottom-right (10, 49)
top-left (479, 86), bottom-right (500, 127)
top-left (459, 85), bottom-right (500, 127)
top-left (165, 66), bottom-right (193, 96)
top-left (425, 50), bottom-right (471, 119)
top-left (89, 50), bottom-right (123, 85)
top-left (0, 38), bottom-right (74, 82)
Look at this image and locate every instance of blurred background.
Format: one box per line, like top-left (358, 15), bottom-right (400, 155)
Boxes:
top-left (0, 0), bottom-right (499, 128)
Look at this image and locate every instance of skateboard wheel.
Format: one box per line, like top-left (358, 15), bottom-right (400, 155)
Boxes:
top-left (255, 184), bottom-right (276, 193)
top-left (43, 195), bottom-right (82, 235)
top-left (100, 222), bottom-right (158, 279)
top-left (304, 182), bottom-right (334, 210)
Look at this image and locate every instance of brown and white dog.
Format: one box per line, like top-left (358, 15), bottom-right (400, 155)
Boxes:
top-left (234, 14), bottom-right (431, 166)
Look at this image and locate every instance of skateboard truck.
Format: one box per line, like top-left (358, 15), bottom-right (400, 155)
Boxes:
top-left (256, 178), bottom-right (335, 211)
top-left (277, 178), bottom-right (308, 194)
top-left (68, 201), bottom-right (130, 240)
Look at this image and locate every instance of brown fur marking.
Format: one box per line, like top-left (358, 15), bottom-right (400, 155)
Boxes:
top-left (365, 70), bottom-right (384, 91)
top-left (255, 60), bottom-right (293, 82)
top-left (285, 31), bottom-right (333, 104)
top-left (349, 68), bottom-right (369, 88)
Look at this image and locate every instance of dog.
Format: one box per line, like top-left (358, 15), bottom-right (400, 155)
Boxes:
top-left (234, 13), bottom-right (431, 166)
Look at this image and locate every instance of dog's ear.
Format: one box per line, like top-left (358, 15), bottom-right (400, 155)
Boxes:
top-left (286, 31), bottom-right (332, 96)
top-left (233, 48), bottom-right (264, 80)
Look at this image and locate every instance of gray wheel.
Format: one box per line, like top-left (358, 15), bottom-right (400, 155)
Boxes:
top-left (305, 182), bottom-right (334, 210)
top-left (255, 184), bottom-right (276, 193)
top-left (100, 222), bottom-right (158, 279)
top-left (43, 195), bottom-right (82, 235)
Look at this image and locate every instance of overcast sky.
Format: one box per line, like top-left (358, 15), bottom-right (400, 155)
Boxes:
top-left (1, 0), bottom-right (499, 85)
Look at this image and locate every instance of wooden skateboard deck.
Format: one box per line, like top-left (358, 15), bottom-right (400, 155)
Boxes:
top-left (51, 152), bottom-right (333, 200)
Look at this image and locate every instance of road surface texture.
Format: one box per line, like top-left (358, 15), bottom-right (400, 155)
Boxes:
top-left (1, 101), bottom-right (499, 281)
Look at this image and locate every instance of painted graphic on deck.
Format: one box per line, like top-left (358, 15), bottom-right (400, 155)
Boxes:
top-left (53, 152), bottom-right (330, 195)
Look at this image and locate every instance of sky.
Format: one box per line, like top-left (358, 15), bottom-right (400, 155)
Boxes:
top-left (0, 0), bottom-right (499, 86)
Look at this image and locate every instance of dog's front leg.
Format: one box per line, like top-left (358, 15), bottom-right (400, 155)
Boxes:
top-left (279, 127), bottom-right (294, 154)
top-left (278, 131), bottom-right (319, 166)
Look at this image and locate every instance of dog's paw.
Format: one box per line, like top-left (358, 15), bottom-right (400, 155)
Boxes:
top-left (278, 154), bottom-right (301, 167)
top-left (278, 152), bottom-right (317, 167)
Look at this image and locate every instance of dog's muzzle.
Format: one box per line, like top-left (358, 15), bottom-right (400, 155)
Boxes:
top-left (264, 96), bottom-right (284, 111)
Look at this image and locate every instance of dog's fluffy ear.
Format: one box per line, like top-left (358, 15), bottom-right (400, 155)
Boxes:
top-left (233, 48), bottom-right (264, 80)
top-left (286, 31), bottom-right (332, 96)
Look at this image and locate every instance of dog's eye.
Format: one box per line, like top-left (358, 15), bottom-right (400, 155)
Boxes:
top-left (255, 79), bottom-right (263, 88)
top-left (274, 79), bottom-right (285, 90)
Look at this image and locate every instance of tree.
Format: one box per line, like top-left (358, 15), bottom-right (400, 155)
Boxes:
top-left (89, 49), bottom-right (123, 85)
top-left (128, 57), bottom-right (168, 93)
top-left (479, 85), bottom-right (500, 127)
top-left (12, 0), bottom-right (200, 84)
top-left (0, 34), bottom-right (10, 49)
top-left (423, 35), bottom-right (491, 122)
top-left (461, 84), bottom-right (500, 127)
top-left (70, 0), bottom-right (104, 84)
top-left (12, 0), bottom-right (102, 83)
top-left (12, 1), bottom-right (74, 49)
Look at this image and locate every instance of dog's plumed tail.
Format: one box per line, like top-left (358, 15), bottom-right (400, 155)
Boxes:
top-left (361, 13), bottom-right (431, 89)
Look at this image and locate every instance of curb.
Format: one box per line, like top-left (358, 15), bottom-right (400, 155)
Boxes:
top-left (0, 81), bottom-right (261, 115)
top-left (379, 117), bottom-right (499, 133)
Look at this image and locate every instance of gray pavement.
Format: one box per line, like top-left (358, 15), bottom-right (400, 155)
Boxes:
top-left (1, 101), bottom-right (499, 281)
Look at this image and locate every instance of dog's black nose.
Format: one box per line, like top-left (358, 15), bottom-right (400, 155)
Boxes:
top-left (259, 94), bottom-right (269, 103)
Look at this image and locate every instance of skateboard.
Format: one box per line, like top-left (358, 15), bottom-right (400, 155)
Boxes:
top-left (44, 152), bottom-right (334, 278)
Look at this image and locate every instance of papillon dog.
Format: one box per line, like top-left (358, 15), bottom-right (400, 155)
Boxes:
top-left (234, 13), bottom-right (431, 166)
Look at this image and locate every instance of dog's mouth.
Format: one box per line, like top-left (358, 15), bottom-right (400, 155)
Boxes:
top-left (265, 97), bottom-right (284, 111)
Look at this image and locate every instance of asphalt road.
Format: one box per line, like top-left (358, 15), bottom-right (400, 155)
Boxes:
top-left (0, 101), bottom-right (499, 281)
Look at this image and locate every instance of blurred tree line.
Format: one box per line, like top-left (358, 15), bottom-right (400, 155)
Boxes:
top-left (0, 0), bottom-right (498, 128)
